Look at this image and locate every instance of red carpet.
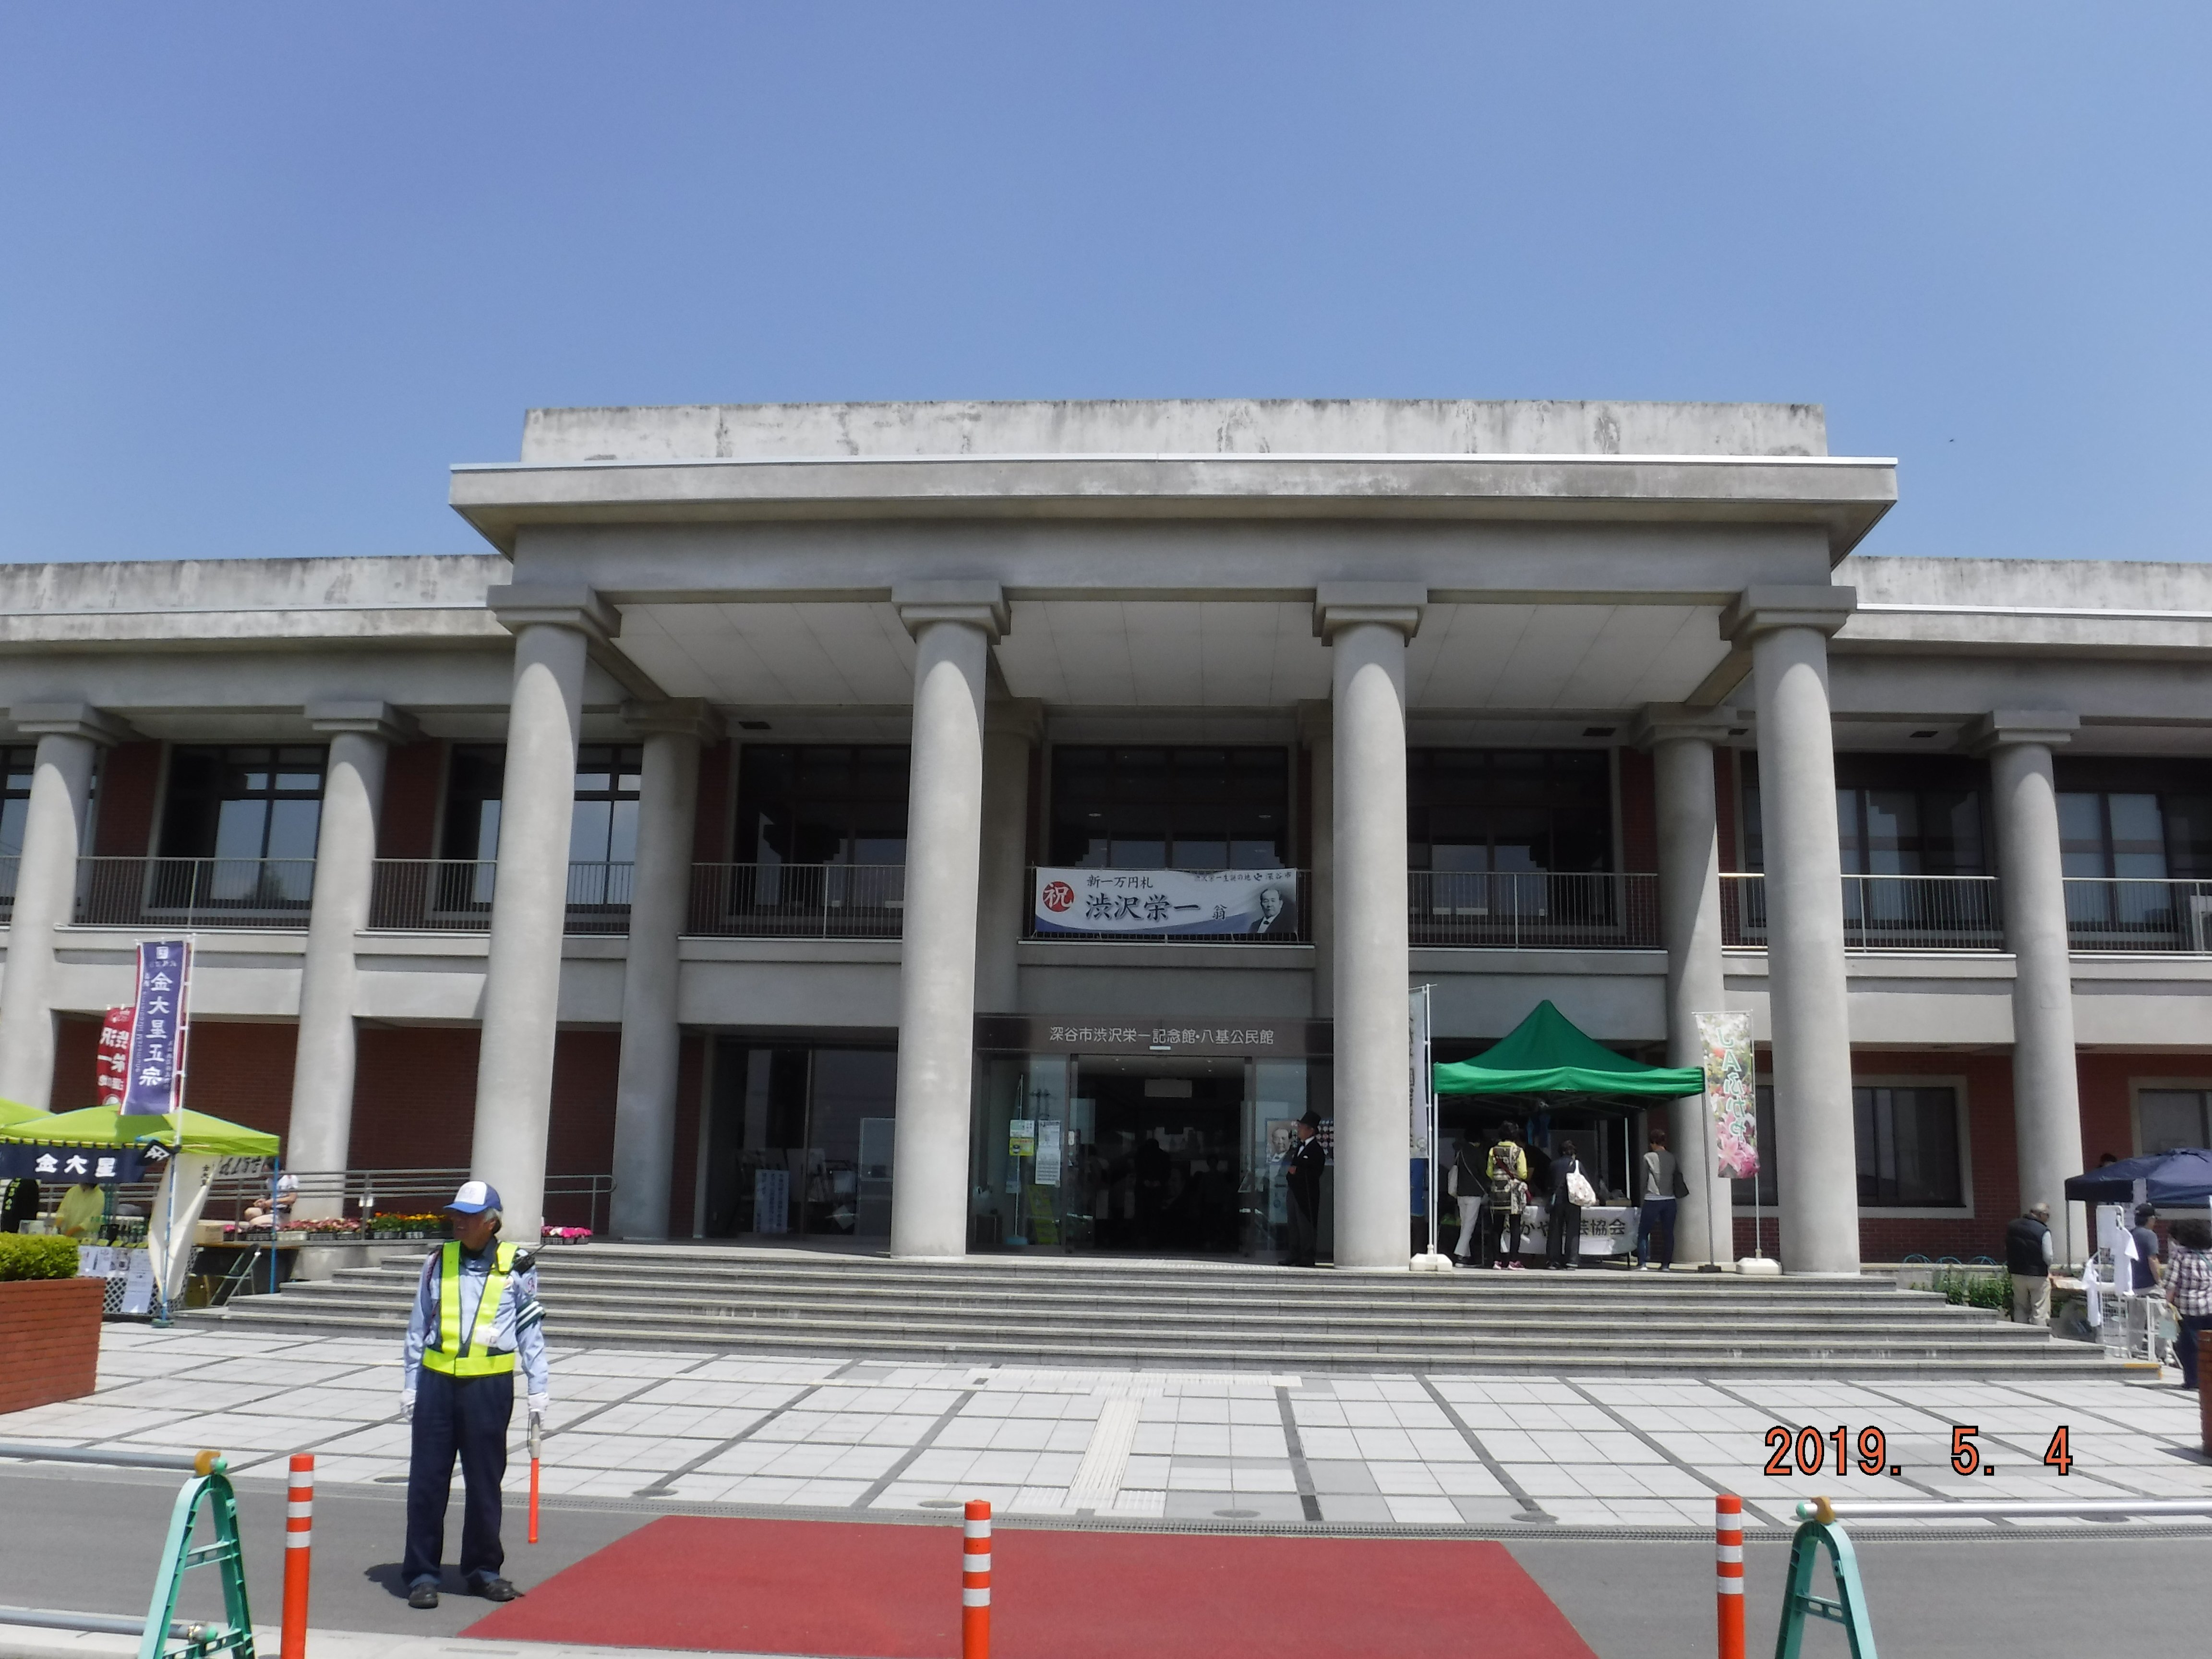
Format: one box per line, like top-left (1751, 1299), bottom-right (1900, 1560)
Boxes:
top-left (466, 1515), bottom-right (1595, 1658)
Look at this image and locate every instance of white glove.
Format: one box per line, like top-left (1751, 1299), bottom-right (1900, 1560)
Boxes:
top-left (527, 1393), bottom-right (548, 1423)
top-left (400, 1392), bottom-right (414, 1423)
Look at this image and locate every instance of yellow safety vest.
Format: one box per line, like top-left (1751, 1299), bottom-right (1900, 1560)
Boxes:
top-left (420, 1240), bottom-right (517, 1377)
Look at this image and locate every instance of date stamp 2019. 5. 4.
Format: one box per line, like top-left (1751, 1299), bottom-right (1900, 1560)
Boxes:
top-left (1763, 1423), bottom-right (2076, 1479)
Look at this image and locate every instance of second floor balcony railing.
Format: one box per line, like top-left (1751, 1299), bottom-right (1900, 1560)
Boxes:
top-left (686, 862), bottom-right (905, 939)
top-left (77, 856), bottom-right (318, 928)
top-left (1721, 871), bottom-right (2005, 951)
top-left (1409, 870), bottom-right (1659, 949)
top-left (2064, 878), bottom-right (2212, 952)
top-left (366, 859), bottom-right (634, 934)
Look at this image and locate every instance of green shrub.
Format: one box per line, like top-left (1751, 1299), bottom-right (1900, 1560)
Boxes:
top-left (0, 1234), bottom-right (80, 1281)
top-left (1932, 1265), bottom-right (2014, 1313)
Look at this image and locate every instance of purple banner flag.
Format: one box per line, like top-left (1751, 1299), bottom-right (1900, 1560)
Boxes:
top-left (121, 939), bottom-right (192, 1117)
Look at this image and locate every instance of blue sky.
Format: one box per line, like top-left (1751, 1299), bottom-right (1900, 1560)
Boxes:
top-left (2, 5), bottom-right (2206, 565)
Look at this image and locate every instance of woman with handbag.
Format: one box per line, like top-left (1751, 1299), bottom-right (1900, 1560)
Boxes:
top-left (1548, 1139), bottom-right (1594, 1270)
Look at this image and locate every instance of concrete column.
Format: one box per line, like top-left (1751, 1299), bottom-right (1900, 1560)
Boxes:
top-left (974, 700), bottom-right (1041, 1014)
top-left (1298, 701), bottom-right (1334, 1017)
top-left (1969, 711), bottom-right (2083, 1232)
top-left (288, 703), bottom-right (415, 1222)
top-left (0, 704), bottom-right (125, 1109)
top-left (1634, 704), bottom-right (1739, 1268)
top-left (1318, 585), bottom-right (1422, 1270)
top-left (889, 583), bottom-right (1007, 1258)
top-left (470, 586), bottom-right (616, 1242)
top-left (609, 699), bottom-right (720, 1240)
top-left (1722, 586), bottom-right (1859, 1276)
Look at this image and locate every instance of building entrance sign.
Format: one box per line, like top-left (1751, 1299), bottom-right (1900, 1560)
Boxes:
top-left (1032, 866), bottom-right (1299, 938)
top-left (975, 1015), bottom-right (1326, 1058)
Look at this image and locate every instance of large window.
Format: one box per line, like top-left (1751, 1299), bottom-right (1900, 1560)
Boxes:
top-left (734, 746), bottom-right (909, 866)
top-left (2053, 759), bottom-right (2212, 937)
top-left (2139, 1089), bottom-right (2212, 1154)
top-left (1407, 750), bottom-right (1612, 875)
top-left (441, 743), bottom-right (644, 864)
top-left (1731, 1082), bottom-right (1966, 1209)
top-left (160, 746), bottom-right (325, 862)
top-left (1048, 746), bottom-right (1288, 869)
top-left (0, 747), bottom-right (34, 861)
top-left (1743, 755), bottom-right (1986, 875)
top-left (702, 1041), bottom-right (897, 1237)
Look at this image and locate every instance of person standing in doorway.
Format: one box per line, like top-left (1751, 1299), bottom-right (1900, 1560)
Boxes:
top-left (1282, 1110), bottom-right (1324, 1268)
top-left (399, 1182), bottom-right (549, 1609)
top-left (2005, 1201), bottom-right (2054, 1325)
top-left (1548, 1140), bottom-right (1589, 1271)
top-left (1635, 1128), bottom-right (1679, 1273)
top-left (2162, 1217), bottom-right (2212, 1390)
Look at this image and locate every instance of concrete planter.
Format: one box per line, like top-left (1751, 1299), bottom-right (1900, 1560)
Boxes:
top-left (0, 1277), bottom-right (104, 1413)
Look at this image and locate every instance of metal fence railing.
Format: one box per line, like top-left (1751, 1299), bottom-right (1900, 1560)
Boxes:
top-left (685, 862), bottom-right (905, 938)
top-left (75, 857), bottom-right (317, 928)
top-left (2065, 877), bottom-right (2212, 952)
top-left (1721, 872), bottom-right (2005, 950)
top-left (107, 1165), bottom-right (614, 1235)
top-left (366, 860), bottom-right (635, 934)
top-left (1409, 870), bottom-right (1659, 949)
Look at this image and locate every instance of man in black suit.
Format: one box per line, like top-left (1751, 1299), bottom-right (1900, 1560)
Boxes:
top-left (1246, 885), bottom-right (1298, 937)
top-left (1283, 1109), bottom-right (1326, 1267)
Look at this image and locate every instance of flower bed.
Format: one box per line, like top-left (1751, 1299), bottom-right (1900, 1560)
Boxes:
top-left (367, 1214), bottom-right (445, 1239)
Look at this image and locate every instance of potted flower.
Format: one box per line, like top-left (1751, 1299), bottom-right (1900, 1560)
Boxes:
top-left (0, 1235), bottom-right (99, 1414)
top-left (541, 1226), bottom-right (593, 1246)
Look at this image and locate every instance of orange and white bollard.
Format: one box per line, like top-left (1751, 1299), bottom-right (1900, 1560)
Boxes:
top-left (1714, 1492), bottom-right (1744, 1659)
top-left (961, 1499), bottom-right (991, 1659)
top-left (282, 1453), bottom-right (314, 1659)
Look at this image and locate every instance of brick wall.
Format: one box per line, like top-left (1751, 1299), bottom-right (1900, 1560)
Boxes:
top-left (0, 1278), bottom-right (104, 1412)
top-left (52, 1016), bottom-right (296, 1130)
top-left (351, 1026), bottom-right (480, 1169)
top-left (1617, 747), bottom-right (1656, 872)
top-left (93, 742), bottom-right (163, 856)
top-left (378, 740), bottom-right (445, 860)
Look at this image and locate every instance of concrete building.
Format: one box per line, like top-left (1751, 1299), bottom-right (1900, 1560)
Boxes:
top-left (1, 398), bottom-right (2207, 1275)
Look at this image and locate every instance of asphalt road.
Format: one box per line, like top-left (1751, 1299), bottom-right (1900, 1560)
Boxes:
top-left (3, 1467), bottom-right (2202, 1657)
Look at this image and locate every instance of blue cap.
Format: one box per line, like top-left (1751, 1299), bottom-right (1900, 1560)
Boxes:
top-left (445, 1180), bottom-right (502, 1214)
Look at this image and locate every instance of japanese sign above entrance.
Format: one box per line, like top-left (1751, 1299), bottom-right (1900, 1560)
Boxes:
top-left (1032, 867), bottom-right (1300, 938)
top-left (974, 1015), bottom-right (1330, 1058)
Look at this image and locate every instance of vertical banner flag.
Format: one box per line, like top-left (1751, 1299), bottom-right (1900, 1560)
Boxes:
top-left (95, 1004), bottom-right (136, 1106)
top-left (1696, 1010), bottom-right (1756, 1178)
top-left (1407, 988), bottom-right (1432, 1155)
top-left (121, 940), bottom-right (192, 1116)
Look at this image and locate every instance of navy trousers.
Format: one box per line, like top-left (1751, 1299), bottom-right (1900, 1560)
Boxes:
top-left (403, 1367), bottom-right (513, 1588)
top-left (1636, 1197), bottom-right (1678, 1270)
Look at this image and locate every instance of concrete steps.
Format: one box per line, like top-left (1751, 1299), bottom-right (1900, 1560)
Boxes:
top-left (206, 1243), bottom-right (2116, 1375)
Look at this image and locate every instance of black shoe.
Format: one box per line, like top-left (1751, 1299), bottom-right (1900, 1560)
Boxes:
top-left (408, 1586), bottom-right (439, 1611)
top-left (474, 1578), bottom-right (522, 1602)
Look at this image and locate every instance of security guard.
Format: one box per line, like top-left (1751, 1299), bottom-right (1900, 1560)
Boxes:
top-left (399, 1182), bottom-right (548, 1609)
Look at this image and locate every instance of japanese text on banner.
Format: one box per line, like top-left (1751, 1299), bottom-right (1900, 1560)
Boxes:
top-left (121, 940), bottom-right (192, 1117)
top-left (1695, 1010), bottom-right (1757, 1179)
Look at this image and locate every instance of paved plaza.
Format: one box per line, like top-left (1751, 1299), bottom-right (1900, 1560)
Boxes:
top-left (3, 1324), bottom-right (2208, 1533)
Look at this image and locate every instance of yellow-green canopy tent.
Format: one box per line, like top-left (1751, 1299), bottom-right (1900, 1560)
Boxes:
top-left (0, 1102), bottom-right (278, 1158)
top-left (0, 1098), bottom-right (51, 1130)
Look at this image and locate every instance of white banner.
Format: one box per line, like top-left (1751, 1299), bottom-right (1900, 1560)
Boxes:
top-left (1696, 1010), bottom-right (1757, 1179)
top-left (1032, 867), bottom-right (1299, 937)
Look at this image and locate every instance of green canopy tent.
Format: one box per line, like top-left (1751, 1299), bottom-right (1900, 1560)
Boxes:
top-left (0, 1103), bottom-right (278, 1158)
top-left (0, 1098), bottom-right (51, 1131)
top-left (0, 1104), bottom-right (280, 1312)
top-left (1432, 999), bottom-right (1705, 1101)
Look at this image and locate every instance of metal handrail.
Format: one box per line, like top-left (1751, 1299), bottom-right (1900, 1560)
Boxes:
top-left (1719, 871), bottom-right (2005, 951)
top-left (2064, 876), bottom-right (2212, 953)
top-left (76, 856), bottom-right (317, 929)
top-left (1408, 870), bottom-right (1658, 949)
top-left (365, 859), bottom-right (634, 934)
top-left (687, 861), bottom-right (906, 939)
top-left (0, 1442), bottom-right (220, 1473)
top-left (106, 1166), bottom-right (614, 1233)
